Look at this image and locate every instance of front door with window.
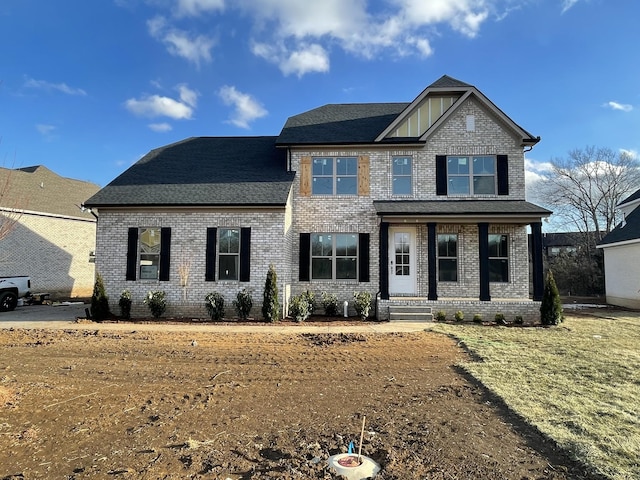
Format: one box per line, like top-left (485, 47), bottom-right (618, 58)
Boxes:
top-left (388, 226), bottom-right (416, 294)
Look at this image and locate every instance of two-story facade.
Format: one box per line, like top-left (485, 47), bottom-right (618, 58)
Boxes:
top-left (85, 75), bottom-right (550, 322)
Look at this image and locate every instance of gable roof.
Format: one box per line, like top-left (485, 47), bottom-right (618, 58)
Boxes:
top-left (0, 165), bottom-right (99, 220)
top-left (85, 137), bottom-right (294, 208)
top-left (376, 75), bottom-right (540, 146)
top-left (276, 75), bottom-right (539, 148)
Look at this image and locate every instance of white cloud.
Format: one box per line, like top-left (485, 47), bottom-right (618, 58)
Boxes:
top-left (253, 42), bottom-right (330, 77)
top-left (393, 0), bottom-right (489, 37)
top-left (36, 124), bottom-right (56, 137)
top-left (561, 0), bottom-right (580, 14)
top-left (147, 15), bottom-right (215, 67)
top-left (218, 85), bottom-right (267, 129)
top-left (148, 123), bottom-right (173, 132)
top-left (24, 77), bottom-right (86, 96)
top-left (175, 0), bottom-right (225, 17)
top-left (620, 149), bottom-right (638, 160)
top-left (178, 84), bottom-right (199, 107)
top-left (143, 0), bottom-right (523, 77)
top-left (237, 0), bottom-right (494, 74)
top-left (604, 101), bottom-right (633, 112)
top-left (124, 88), bottom-right (195, 119)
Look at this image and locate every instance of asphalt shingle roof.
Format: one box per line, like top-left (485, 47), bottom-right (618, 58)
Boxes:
top-left (599, 206), bottom-right (640, 245)
top-left (276, 103), bottom-right (409, 145)
top-left (85, 137), bottom-right (294, 207)
top-left (0, 165), bottom-right (99, 219)
top-left (373, 200), bottom-right (552, 217)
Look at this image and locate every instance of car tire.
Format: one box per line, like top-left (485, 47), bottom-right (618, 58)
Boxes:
top-left (0, 291), bottom-right (18, 312)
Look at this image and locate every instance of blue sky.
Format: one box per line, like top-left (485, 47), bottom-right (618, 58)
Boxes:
top-left (1, 0), bottom-right (638, 191)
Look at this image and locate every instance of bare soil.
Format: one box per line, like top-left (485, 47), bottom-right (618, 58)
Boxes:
top-left (0, 321), bottom-right (600, 479)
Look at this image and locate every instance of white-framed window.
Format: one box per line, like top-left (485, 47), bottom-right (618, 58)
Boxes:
top-left (218, 228), bottom-right (240, 280)
top-left (139, 227), bottom-right (161, 279)
top-left (311, 233), bottom-right (358, 280)
top-left (392, 156), bottom-right (412, 195)
top-left (488, 234), bottom-right (509, 282)
top-left (447, 155), bottom-right (496, 195)
top-left (437, 234), bottom-right (458, 282)
top-left (312, 157), bottom-right (358, 195)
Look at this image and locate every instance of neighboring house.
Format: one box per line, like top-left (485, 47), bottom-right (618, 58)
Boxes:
top-left (542, 232), bottom-right (583, 257)
top-left (597, 188), bottom-right (640, 309)
top-left (0, 165), bottom-right (100, 298)
top-left (85, 75), bottom-right (551, 322)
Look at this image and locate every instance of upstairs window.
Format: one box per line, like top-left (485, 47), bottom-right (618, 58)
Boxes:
top-left (447, 156), bottom-right (496, 195)
top-left (392, 156), bottom-right (412, 195)
top-left (312, 157), bottom-right (358, 195)
top-left (488, 234), bottom-right (509, 282)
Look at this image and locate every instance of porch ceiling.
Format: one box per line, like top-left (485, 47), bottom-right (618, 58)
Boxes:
top-left (374, 200), bottom-right (551, 224)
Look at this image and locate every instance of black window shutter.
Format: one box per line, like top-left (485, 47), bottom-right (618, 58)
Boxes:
top-left (205, 227), bottom-right (217, 281)
top-left (358, 233), bottom-right (370, 283)
top-left (299, 233), bottom-right (310, 281)
top-left (436, 155), bottom-right (447, 195)
top-left (240, 227), bottom-right (251, 282)
top-left (126, 227), bottom-right (138, 281)
top-left (497, 155), bottom-right (509, 195)
top-left (159, 227), bottom-right (171, 281)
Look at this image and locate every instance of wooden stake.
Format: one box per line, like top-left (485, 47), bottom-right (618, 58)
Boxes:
top-left (357, 415), bottom-right (366, 461)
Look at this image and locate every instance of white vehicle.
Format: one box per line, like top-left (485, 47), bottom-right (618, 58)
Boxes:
top-left (0, 276), bottom-right (31, 312)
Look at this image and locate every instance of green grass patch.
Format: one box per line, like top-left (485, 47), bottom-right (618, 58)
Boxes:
top-left (429, 311), bottom-right (640, 480)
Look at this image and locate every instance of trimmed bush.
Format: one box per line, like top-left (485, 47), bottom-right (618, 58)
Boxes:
top-left (435, 310), bottom-right (447, 322)
top-left (118, 289), bottom-right (131, 320)
top-left (540, 270), bottom-right (564, 326)
top-left (495, 313), bottom-right (507, 325)
top-left (90, 273), bottom-right (110, 322)
top-left (205, 292), bottom-right (225, 321)
top-left (473, 314), bottom-right (483, 324)
top-left (454, 310), bottom-right (464, 322)
top-left (234, 288), bottom-right (253, 320)
top-left (144, 290), bottom-right (167, 318)
top-left (289, 293), bottom-right (312, 322)
top-left (514, 315), bottom-right (524, 325)
top-left (353, 291), bottom-right (372, 320)
top-left (262, 264), bottom-right (280, 322)
top-left (321, 291), bottom-right (339, 317)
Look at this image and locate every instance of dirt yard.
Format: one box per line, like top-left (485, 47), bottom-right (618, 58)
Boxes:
top-left (0, 322), bottom-right (599, 479)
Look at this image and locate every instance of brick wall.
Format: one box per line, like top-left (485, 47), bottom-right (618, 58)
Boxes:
top-left (0, 213), bottom-right (96, 298)
top-left (95, 208), bottom-right (290, 319)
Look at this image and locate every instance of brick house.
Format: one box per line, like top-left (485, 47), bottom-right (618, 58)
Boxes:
top-left (0, 165), bottom-right (100, 298)
top-left (85, 75), bottom-right (551, 322)
top-left (597, 188), bottom-right (640, 309)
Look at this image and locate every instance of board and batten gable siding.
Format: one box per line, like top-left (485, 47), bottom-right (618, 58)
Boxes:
top-left (94, 209), bottom-right (290, 318)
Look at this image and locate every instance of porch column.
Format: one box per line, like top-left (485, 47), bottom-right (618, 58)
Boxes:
top-left (478, 223), bottom-right (491, 301)
top-left (530, 222), bottom-right (544, 301)
top-left (427, 222), bottom-right (438, 300)
top-left (379, 221), bottom-right (389, 300)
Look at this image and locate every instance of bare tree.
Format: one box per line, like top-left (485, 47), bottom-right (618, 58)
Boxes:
top-left (534, 146), bottom-right (640, 241)
top-left (532, 146), bottom-right (640, 296)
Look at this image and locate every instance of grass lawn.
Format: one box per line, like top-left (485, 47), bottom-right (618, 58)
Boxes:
top-left (429, 309), bottom-right (640, 480)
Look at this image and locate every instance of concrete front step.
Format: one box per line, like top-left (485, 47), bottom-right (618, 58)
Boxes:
top-left (388, 305), bottom-right (433, 322)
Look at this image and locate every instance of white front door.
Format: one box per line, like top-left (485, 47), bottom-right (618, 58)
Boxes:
top-left (389, 227), bottom-right (416, 295)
